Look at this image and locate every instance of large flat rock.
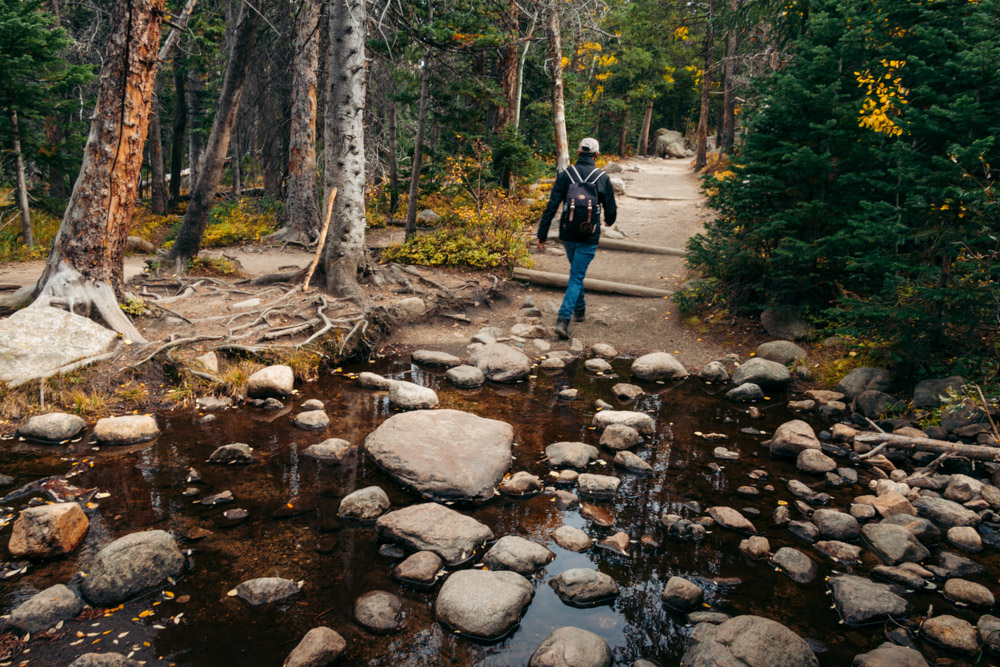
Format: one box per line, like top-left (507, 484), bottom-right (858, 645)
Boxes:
top-left (375, 502), bottom-right (494, 565)
top-left (435, 569), bottom-right (533, 639)
top-left (364, 409), bottom-right (513, 501)
top-left (0, 306), bottom-right (118, 386)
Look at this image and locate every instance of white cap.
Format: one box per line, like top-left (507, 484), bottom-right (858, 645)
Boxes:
top-left (578, 137), bottom-right (600, 154)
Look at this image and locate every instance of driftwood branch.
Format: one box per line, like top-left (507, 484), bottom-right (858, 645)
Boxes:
top-left (121, 335), bottom-right (223, 371)
top-left (854, 432), bottom-right (1000, 461)
top-left (303, 188), bottom-right (337, 293)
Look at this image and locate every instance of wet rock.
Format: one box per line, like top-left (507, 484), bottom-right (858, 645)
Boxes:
top-left (201, 490), bottom-right (233, 506)
top-left (726, 383), bottom-right (764, 402)
top-left (660, 515), bottom-right (707, 542)
top-left (934, 550), bottom-right (984, 578)
top-left (944, 474), bottom-right (982, 502)
top-left (584, 358), bottom-right (612, 373)
top-left (18, 413), bottom-right (86, 442)
top-left (979, 615), bottom-right (1000, 654)
top-left (614, 450), bottom-right (652, 473)
top-left (8, 502), bottom-right (89, 558)
top-left (731, 357), bottom-right (791, 388)
top-left (862, 523), bottom-right (930, 564)
top-left (788, 400), bottom-right (816, 411)
top-left (739, 536), bottom-right (770, 560)
top-left (699, 361), bottom-right (730, 383)
top-left (365, 409), bottom-right (512, 501)
top-left (812, 509), bottom-right (861, 540)
top-left (552, 490), bottom-right (580, 510)
top-left (592, 410), bottom-right (655, 435)
top-left (446, 365), bottom-right (485, 388)
top-left (262, 397), bottom-right (285, 410)
top-left (788, 521), bottom-right (819, 543)
top-left (836, 367), bottom-right (891, 401)
top-left (558, 388), bottom-right (578, 400)
top-left (913, 376), bottom-right (964, 409)
top-left (435, 569), bottom-right (533, 639)
top-left (7, 583), bottom-right (83, 632)
top-left (944, 578), bottom-right (994, 607)
top-left (283, 626), bottom-right (347, 667)
top-left (354, 590), bottom-right (405, 634)
top-left (597, 531), bottom-right (631, 556)
top-left (552, 525), bottom-right (592, 551)
top-left (208, 443), bottom-right (256, 464)
top-left (756, 340), bottom-right (807, 365)
top-left (688, 612), bottom-right (731, 624)
top-left (236, 577), bottom-right (302, 605)
top-left (358, 372), bottom-right (393, 389)
top-left (93, 415), bottom-right (159, 445)
top-left (708, 506), bottom-right (757, 533)
top-left (631, 352), bottom-right (687, 381)
top-left (412, 350), bottom-right (461, 368)
top-left (555, 470), bottom-right (579, 485)
top-left (529, 626), bottom-right (612, 667)
top-left (302, 438), bottom-right (353, 462)
top-left (551, 568), bottom-right (619, 604)
top-left (247, 364), bottom-right (294, 398)
top-left (599, 423), bottom-right (642, 450)
top-left (468, 343), bottom-right (532, 382)
top-left (541, 358), bottom-right (567, 370)
top-left (797, 449), bottom-right (837, 474)
top-left (393, 551), bottom-right (443, 585)
top-left (577, 474), bottom-right (620, 499)
top-left (788, 479), bottom-right (830, 504)
top-left (197, 396), bottom-right (232, 410)
top-left (611, 384), bottom-right (643, 402)
top-left (292, 410), bottom-right (329, 430)
top-left (580, 506), bottom-right (613, 528)
top-left (376, 503), bottom-right (493, 565)
top-left (828, 574), bottom-right (908, 625)
top-left (484, 536), bottom-right (555, 574)
top-left (855, 391), bottom-right (898, 419)
top-left (388, 381), bottom-right (439, 410)
top-left (593, 343), bottom-right (618, 358)
top-left (222, 508), bottom-right (248, 521)
top-left (852, 642), bottom-right (929, 667)
top-left (913, 496), bottom-right (981, 527)
top-left (81, 530), bottom-right (185, 606)
top-left (922, 615), bottom-right (979, 654)
top-left (301, 399), bottom-right (324, 410)
top-left (681, 615), bottom-right (819, 667)
top-left (857, 491), bottom-right (915, 518)
top-left (661, 576), bottom-right (703, 611)
top-left (947, 525), bottom-right (983, 552)
top-left (774, 505), bottom-right (792, 525)
top-left (880, 514), bottom-right (939, 543)
top-left (378, 544), bottom-right (405, 559)
top-left (770, 420), bottom-right (821, 458)
top-left (546, 441), bottom-right (599, 468)
top-left (69, 654), bottom-right (141, 667)
top-left (500, 471), bottom-right (543, 496)
top-left (870, 565), bottom-right (927, 589)
top-left (815, 540), bottom-right (862, 564)
top-left (339, 486), bottom-right (390, 521)
top-left (770, 547), bottom-right (818, 583)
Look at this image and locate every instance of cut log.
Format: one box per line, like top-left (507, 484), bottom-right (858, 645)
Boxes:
top-left (512, 268), bottom-right (672, 298)
top-left (546, 233), bottom-right (684, 256)
top-left (854, 432), bottom-right (1000, 461)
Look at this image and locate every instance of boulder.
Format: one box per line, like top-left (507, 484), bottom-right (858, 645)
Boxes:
top-left (797, 449), bottom-right (837, 474)
top-left (756, 340), bottom-right (807, 365)
top-left (468, 343), bottom-right (531, 382)
top-left (208, 442), bottom-right (256, 464)
top-left (388, 381), bottom-right (439, 410)
top-left (828, 574), bottom-right (908, 625)
top-left (392, 551), bottom-right (443, 585)
top-left (375, 503), bottom-right (493, 565)
top-left (529, 626), bottom-right (612, 667)
top-left (545, 441), bottom-right (599, 468)
top-left (922, 615), bottom-right (980, 654)
top-left (446, 365), bottom-right (485, 388)
top-left (862, 523), bottom-right (930, 564)
top-left (292, 410), bottom-right (329, 430)
top-left (550, 568), bottom-right (619, 604)
top-left (339, 486), bottom-right (391, 521)
top-left (394, 297), bottom-right (426, 322)
top-left (483, 536), bottom-right (555, 575)
top-left (770, 420), bottom-right (821, 458)
top-left (416, 209), bottom-right (440, 224)
top-left (236, 577), bottom-right (302, 605)
top-left (283, 627), bottom-right (347, 667)
top-left (93, 415), bottom-right (159, 445)
top-left (726, 383), bottom-right (764, 402)
top-left (812, 509), bottom-right (861, 541)
top-left (81, 530), bottom-right (185, 605)
top-left (943, 578), bottom-right (995, 607)
top-left (500, 471), bottom-right (543, 496)
top-left (412, 350), bottom-right (461, 368)
top-left (599, 423), bottom-right (642, 450)
top-left (913, 496), bottom-right (981, 527)
top-left (979, 615), bottom-right (1000, 655)
top-left (364, 409), bottom-right (512, 501)
top-left (732, 357), bottom-right (791, 389)
top-left (592, 410), bottom-right (655, 435)
top-left (7, 584), bottom-right (84, 633)
top-left (247, 364), bottom-right (294, 398)
top-left (913, 376), bottom-right (964, 409)
top-left (302, 438), bottom-right (353, 462)
top-left (577, 474), bottom-right (620, 499)
top-left (770, 547), bottom-right (818, 583)
top-left (8, 502), bottom-right (89, 558)
top-left (631, 352), bottom-right (688, 381)
top-left (699, 361), bottom-right (730, 382)
top-left (551, 525), bottom-right (592, 551)
top-left (354, 590), bottom-right (405, 634)
top-left (760, 309), bottom-right (812, 341)
top-left (18, 413), bottom-right (86, 442)
top-left (681, 615), bottom-right (819, 667)
top-left (836, 367), bottom-right (891, 400)
top-left (852, 642), bottom-right (929, 667)
top-left (856, 391), bottom-right (897, 418)
top-left (661, 576), bottom-right (703, 611)
top-left (612, 383), bottom-right (643, 401)
top-left (358, 372), bottom-right (393, 390)
top-left (434, 570), bottom-right (533, 639)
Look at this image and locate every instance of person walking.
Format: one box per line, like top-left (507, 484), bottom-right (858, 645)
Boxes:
top-left (536, 137), bottom-right (617, 339)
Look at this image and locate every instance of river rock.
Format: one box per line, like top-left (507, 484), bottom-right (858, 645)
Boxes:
top-left (393, 551), bottom-right (443, 585)
top-left (815, 540), bottom-right (862, 564)
top-left (858, 491), bottom-right (915, 518)
top-left (388, 381), bottom-right (439, 410)
top-left (944, 474), bottom-right (982, 502)
top-left (592, 410), bottom-right (655, 435)
top-left (631, 352), bottom-right (688, 381)
top-left (236, 577), bottom-right (302, 605)
top-left (836, 367), bottom-right (891, 400)
top-left (922, 614), bottom-right (979, 654)
top-left (18, 413), bottom-right (86, 442)
top-left (593, 343), bottom-right (618, 358)
top-left (339, 486), bottom-right (391, 521)
top-left (577, 474), bottom-right (620, 499)
top-left (446, 365), bottom-right (485, 388)
top-left (944, 578), bottom-right (995, 607)
top-left (681, 615), bottom-right (819, 666)
top-left (358, 372), bottom-right (393, 389)
top-left (208, 442), bottom-right (256, 464)
top-left (812, 509), bottom-right (861, 540)
top-left (81, 530), bottom-right (185, 605)
top-left (881, 514), bottom-right (939, 543)
top-left (770, 420), bottom-right (821, 458)
top-left (740, 536), bottom-right (770, 560)
top-left (597, 531), bottom-right (630, 556)
top-left (553, 490), bottom-right (580, 510)
top-left (852, 642), bottom-right (929, 667)
top-left (69, 655), bottom-right (141, 667)
top-left (283, 627), bottom-right (347, 667)
top-left (197, 396), bottom-right (232, 410)
top-left (435, 569), bottom-right (533, 639)
top-left (468, 343), bottom-right (531, 382)
top-left (913, 376), bottom-right (964, 409)
top-left (934, 550), bottom-right (984, 578)
top-left (862, 523), bottom-right (930, 564)
top-left (552, 525), bottom-right (592, 551)
top-left (756, 340), bottom-right (807, 365)
top-left (484, 536), bottom-right (555, 574)
top-left (302, 438), bottom-right (353, 462)
top-left (870, 565), bottom-right (927, 589)
top-left (611, 383), bottom-right (643, 401)
top-left (699, 361), bottom-right (730, 383)
top-left (412, 350), bottom-right (461, 368)
top-left (93, 415), bottom-right (159, 445)
top-left (615, 450), bottom-right (652, 473)
top-left (599, 423), bottom-right (642, 449)
top-left (788, 520), bottom-right (819, 543)
top-left (797, 449), bottom-right (837, 473)
top-left (731, 358), bottom-right (791, 389)
top-left (354, 590), bottom-right (405, 634)
top-left (726, 383), bottom-right (764, 402)
top-left (375, 503), bottom-right (493, 564)
top-left (770, 547), bottom-right (818, 583)
top-left (247, 364), bottom-right (294, 398)
top-left (7, 584), bottom-right (84, 633)
top-left (529, 626), bottom-right (612, 667)
top-left (708, 506), bottom-right (757, 533)
top-left (913, 496), bottom-right (981, 527)
top-left (293, 410), bottom-right (329, 430)
top-left (8, 502), bottom-right (89, 558)
top-left (585, 358), bottom-right (612, 373)
top-left (365, 409), bottom-right (512, 501)
top-left (979, 615), bottom-right (1000, 654)
top-left (947, 525), bottom-right (983, 552)
top-left (661, 576), bottom-right (703, 611)
top-left (546, 441), bottom-right (599, 468)
top-left (500, 471), bottom-right (543, 496)
top-left (551, 568), bottom-right (619, 604)
top-left (828, 574), bottom-right (908, 625)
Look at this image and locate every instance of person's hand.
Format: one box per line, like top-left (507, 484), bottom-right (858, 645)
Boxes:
top-left (536, 239), bottom-right (546, 251)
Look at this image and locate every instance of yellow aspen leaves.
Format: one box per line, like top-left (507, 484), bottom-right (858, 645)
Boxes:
top-left (856, 59), bottom-right (908, 137)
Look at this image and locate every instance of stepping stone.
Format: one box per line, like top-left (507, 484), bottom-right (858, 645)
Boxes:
top-left (769, 420), bottom-right (821, 458)
top-left (614, 450), bottom-right (652, 473)
top-left (18, 413), bottom-right (86, 442)
top-left (770, 547), bottom-right (818, 583)
top-left (545, 441), bottom-right (599, 468)
top-left (913, 496), bottom-right (981, 527)
top-left (585, 358), bottom-right (612, 373)
top-left (577, 474), bottom-right (620, 499)
top-left (812, 509), bottom-right (860, 541)
top-left (247, 364), bottom-right (294, 397)
top-left (708, 506), bottom-right (757, 533)
top-left (852, 642), bottom-right (928, 667)
top-left (446, 365), bottom-right (485, 388)
top-left (467, 343), bottom-right (531, 382)
top-left (375, 503), bottom-right (493, 565)
top-left (599, 423), bottom-right (642, 450)
top-left (828, 574), bottom-right (908, 625)
top-left (302, 438), bottom-right (354, 462)
top-left (354, 590), bottom-right (405, 634)
top-left (943, 578), bottom-right (995, 608)
top-left (358, 372), bottom-right (393, 389)
top-left (483, 536), bottom-right (555, 575)
top-left (434, 570), bottom-right (533, 639)
top-left (814, 540), bottom-right (862, 565)
top-left (612, 383), bottom-right (642, 400)
top-left (81, 530), bottom-right (185, 606)
top-left (339, 486), bottom-right (390, 521)
top-left (661, 576), bottom-right (703, 611)
top-left (283, 627), bottom-right (346, 667)
top-left (236, 577), bottom-right (302, 605)
top-left (631, 353), bottom-right (687, 381)
top-left (412, 350), bottom-right (461, 368)
top-left (292, 410), bottom-right (329, 430)
top-left (680, 615), bottom-right (819, 666)
top-left (922, 614), bottom-right (980, 654)
top-left (529, 627), bottom-right (612, 667)
top-left (551, 525), bottom-right (592, 551)
top-left (550, 568), bottom-right (619, 605)
top-left (500, 471), bottom-right (542, 496)
top-left (93, 415), bottom-right (159, 445)
top-left (592, 410), bottom-right (655, 435)
top-left (731, 357), bottom-right (790, 388)
top-left (392, 551), bottom-right (443, 585)
top-left (388, 381), bottom-right (439, 410)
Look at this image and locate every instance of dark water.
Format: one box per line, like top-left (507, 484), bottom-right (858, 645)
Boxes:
top-left (0, 357), bottom-right (995, 665)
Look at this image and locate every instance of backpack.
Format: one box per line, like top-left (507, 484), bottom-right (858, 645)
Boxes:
top-left (561, 165), bottom-right (604, 239)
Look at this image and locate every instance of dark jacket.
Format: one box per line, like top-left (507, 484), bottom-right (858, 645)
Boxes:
top-left (536, 154), bottom-right (618, 244)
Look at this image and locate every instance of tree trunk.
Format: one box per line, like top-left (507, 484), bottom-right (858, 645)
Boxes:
top-left (720, 0), bottom-right (739, 154)
top-left (694, 0), bottom-right (715, 171)
top-left (33, 0), bottom-right (163, 342)
top-left (281, 0), bottom-right (322, 244)
top-left (495, 0), bottom-right (518, 134)
top-left (321, 0), bottom-right (367, 298)
top-left (231, 133), bottom-right (242, 196)
top-left (549, 0), bottom-right (569, 173)
top-left (169, 68), bottom-right (186, 207)
top-left (638, 98), bottom-right (654, 155)
top-left (187, 69), bottom-right (204, 190)
top-left (618, 109), bottom-right (628, 156)
top-left (148, 105), bottom-right (168, 214)
top-left (10, 109), bottom-right (33, 248)
top-left (513, 13), bottom-right (538, 132)
top-left (404, 12), bottom-right (433, 242)
top-left (168, 2), bottom-right (261, 266)
top-left (387, 93), bottom-right (399, 216)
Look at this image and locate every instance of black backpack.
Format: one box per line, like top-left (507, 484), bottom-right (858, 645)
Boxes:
top-left (561, 165), bottom-right (604, 239)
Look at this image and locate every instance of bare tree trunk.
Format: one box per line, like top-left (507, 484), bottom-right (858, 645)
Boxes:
top-left (33, 0), bottom-right (163, 342)
top-left (280, 0), bottom-right (322, 244)
top-left (404, 8), bottom-right (433, 242)
top-left (387, 93), bottom-right (399, 216)
top-left (168, 2), bottom-right (261, 266)
top-left (638, 98), bottom-right (653, 155)
top-left (720, 0), bottom-right (739, 154)
top-left (618, 109), bottom-right (628, 156)
top-left (169, 68), bottom-right (186, 207)
top-left (10, 109), bottom-right (33, 248)
top-left (549, 0), bottom-right (569, 172)
top-left (495, 0), bottom-right (518, 134)
top-left (187, 69), bottom-right (204, 190)
top-left (231, 133), bottom-right (242, 196)
top-left (45, 116), bottom-right (67, 200)
top-left (148, 105), bottom-right (168, 214)
top-left (513, 12), bottom-right (538, 132)
top-left (321, 0), bottom-right (367, 298)
top-left (695, 0), bottom-right (715, 171)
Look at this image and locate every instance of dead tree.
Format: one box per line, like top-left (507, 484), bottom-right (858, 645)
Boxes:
top-left (32, 0), bottom-right (164, 342)
top-left (403, 1), bottom-right (433, 242)
top-left (9, 109), bottom-right (33, 247)
top-left (548, 0), bottom-right (569, 172)
top-left (694, 0), bottom-right (715, 171)
top-left (720, 0), bottom-right (739, 154)
top-left (169, 68), bottom-right (187, 207)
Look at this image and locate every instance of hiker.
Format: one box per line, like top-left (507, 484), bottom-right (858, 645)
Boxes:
top-left (536, 137), bottom-right (618, 339)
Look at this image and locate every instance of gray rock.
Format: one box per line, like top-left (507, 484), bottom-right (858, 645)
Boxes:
top-left (660, 514), bottom-right (707, 542)
top-left (529, 626), bottom-right (612, 667)
top-left (726, 383), bottom-right (764, 402)
top-left (468, 343), bottom-right (532, 382)
top-left (592, 410), bottom-right (655, 435)
top-left (546, 441), bottom-right (599, 468)
top-left (354, 590), bottom-right (405, 634)
top-left (541, 358), bottom-right (567, 370)
top-left (631, 352), bottom-right (688, 381)
top-left (599, 423), bottom-right (642, 450)
top-left (435, 569), bottom-right (533, 639)
top-left (862, 523), bottom-right (930, 564)
top-left (7, 584), bottom-right (83, 633)
top-left (943, 578), bottom-right (995, 607)
top-left (8, 502), bottom-right (89, 558)
top-left (585, 358), bottom-right (612, 373)
top-left (388, 381), bottom-right (439, 410)
top-left (812, 509), bottom-right (861, 540)
top-left (93, 415), bottom-right (159, 445)
top-left (301, 399), bottom-right (324, 411)
top-left (944, 474), bottom-right (982, 502)
top-left (392, 551), bottom-right (443, 585)
top-left (197, 396), bottom-right (232, 410)
top-left (770, 420), bottom-right (821, 458)
top-left (614, 450), bottom-right (652, 473)
top-left (856, 390), bottom-right (897, 418)
top-left (375, 503), bottom-right (493, 565)
top-left (395, 297), bottom-right (426, 321)
top-left (247, 364), bottom-right (294, 398)
top-left (412, 350), bottom-right (461, 368)
top-left (756, 340), bottom-right (808, 364)
top-left (913, 376), bottom-right (964, 409)
top-left (934, 550), bottom-right (984, 577)
top-left (302, 438), bottom-right (354, 462)
top-left (18, 413), bottom-right (86, 442)
top-left (774, 505), bottom-right (792, 525)
top-left (611, 383), bottom-right (643, 401)
top-left (836, 367), bottom-right (891, 400)
top-left (661, 576), bottom-right (703, 611)
top-left (208, 442), bottom-right (256, 464)
top-left (922, 614), bottom-right (979, 654)
top-left (913, 496), bottom-right (981, 527)
top-left (815, 540), bottom-right (862, 564)
top-left (852, 642), bottom-right (929, 667)
top-left (483, 536), bottom-right (555, 574)
top-left (828, 574), bottom-right (909, 625)
top-left (283, 627), bottom-right (347, 667)
top-left (699, 361), bottom-right (730, 383)
top-left (880, 514), bottom-right (940, 543)
top-left (339, 486), bottom-right (391, 521)
top-left (446, 365), bottom-right (485, 388)
top-left (708, 506), bottom-right (757, 533)
top-left (979, 615), bottom-right (1000, 655)
top-left (577, 474), bottom-right (620, 499)
top-left (760, 309), bottom-right (812, 341)
top-left (681, 615), bottom-right (819, 667)
top-left (236, 577), bottom-right (302, 605)
top-left (358, 372), bottom-right (393, 389)
top-left (551, 568), bottom-right (619, 604)
top-left (500, 471), bottom-right (543, 496)
top-left (293, 410), bottom-right (330, 430)
top-left (365, 409), bottom-right (512, 501)
top-left (68, 655), bottom-right (141, 667)
top-left (551, 525), bottom-right (592, 551)
top-left (416, 209), bottom-right (440, 224)
top-left (201, 490), bottom-right (233, 506)
top-left (81, 530), bottom-right (185, 606)
top-left (797, 449), bottom-right (837, 473)
top-left (947, 525), bottom-right (983, 552)
top-left (770, 547), bottom-right (818, 583)
top-left (788, 520), bottom-right (820, 543)
top-left (593, 343), bottom-right (618, 358)
top-left (740, 536), bottom-right (771, 560)
top-left (731, 358), bottom-right (791, 388)
top-left (870, 565), bottom-right (927, 589)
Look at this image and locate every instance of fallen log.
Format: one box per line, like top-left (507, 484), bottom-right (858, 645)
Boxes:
top-left (626, 193), bottom-right (700, 202)
top-left (547, 233), bottom-right (684, 256)
top-left (854, 432), bottom-right (1000, 461)
top-left (512, 268), bottom-right (672, 298)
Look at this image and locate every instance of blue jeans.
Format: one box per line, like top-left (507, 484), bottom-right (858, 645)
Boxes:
top-left (558, 240), bottom-right (597, 320)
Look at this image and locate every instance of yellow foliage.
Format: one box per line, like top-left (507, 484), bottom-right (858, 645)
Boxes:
top-left (856, 60), bottom-right (908, 137)
top-left (673, 26), bottom-right (689, 40)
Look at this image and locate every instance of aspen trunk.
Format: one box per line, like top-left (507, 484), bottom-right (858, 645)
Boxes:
top-left (720, 0), bottom-right (738, 154)
top-left (404, 6), bottom-right (433, 242)
top-left (549, 0), bottom-right (570, 172)
top-left (638, 98), bottom-right (653, 155)
top-left (10, 109), bottom-right (33, 248)
top-left (169, 68), bottom-right (186, 207)
top-left (168, 2), bottom-right (261, 266)
top-left (694, 0), bottom-right (715, 171)
top-left (148, 105), bottom-right (168, 214)
top-left (33, 0), bottom-right (164, 342)
top-left (513, 13), bottom-right (538, 132)
top-left (321, 0), bottom-right (367, 298)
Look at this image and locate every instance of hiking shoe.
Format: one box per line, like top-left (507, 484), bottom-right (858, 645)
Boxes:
top-left (573, 309), bottom-right (586, 322)
top-left (555, 318), bottom-right (570, 340)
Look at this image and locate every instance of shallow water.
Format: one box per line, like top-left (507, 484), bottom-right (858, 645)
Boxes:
top-left (1, 357), bottom-right (996, 665)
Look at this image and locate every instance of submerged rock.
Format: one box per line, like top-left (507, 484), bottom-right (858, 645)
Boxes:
top-left (375, 503), bottom-right (493, 565)
top-left (529, 626), bottom-right (612, 667)
top-left (354, 590), bottom-right (405, 634)
top-left (435, 569), bottom-right (533, 639)
top-left (681, 615), bottom-right (819, 667)
top-left (81, 530), bottom-right (185, 606)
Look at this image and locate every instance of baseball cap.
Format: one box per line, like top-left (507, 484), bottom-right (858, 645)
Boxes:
top-left (578, 137), bottom-right (600, 154)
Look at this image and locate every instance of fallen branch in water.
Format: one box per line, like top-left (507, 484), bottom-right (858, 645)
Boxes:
top-left (853, 432), bottom-right (1000, 461)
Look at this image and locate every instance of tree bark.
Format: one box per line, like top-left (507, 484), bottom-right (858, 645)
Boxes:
top-left (169, 68), bottom-right (186, 207)
top-left (231, 133), bottom-right (241, 196)
top-left (513, 12), bottom-right (538, 132)
top-left (167, 2), bottom-right (262, 266)
top-left (694, 0), bottom-right (715, 171)
top-left (638, 98), bottom-right (654, 155)
top-left (404, 4), bottom-right (433, 242)
top-left (10, 109), bottom-right (33, 248)
top-left (187, 69), bottom-right (204, 190)
top-left (33, 0), bottom-right (164, 342)
top-left (321, 0), bottom-right (367, 298)
top-left (618, 109), bottom-right (629, 156)
top-left (721, 0), bottom-right (738, 154)
top-left (854, 432), bottom-right (1000, 462)
top-left (281, 0), bottom-right (322, 244)
top-left (495, 0), bottom-right (518, 134)
top-left (387, 93), bottom-right (399, 216)
top-left (148, 104), bottom-right (168, 214)
top-left (549, 0), bottom-right (569, 172)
